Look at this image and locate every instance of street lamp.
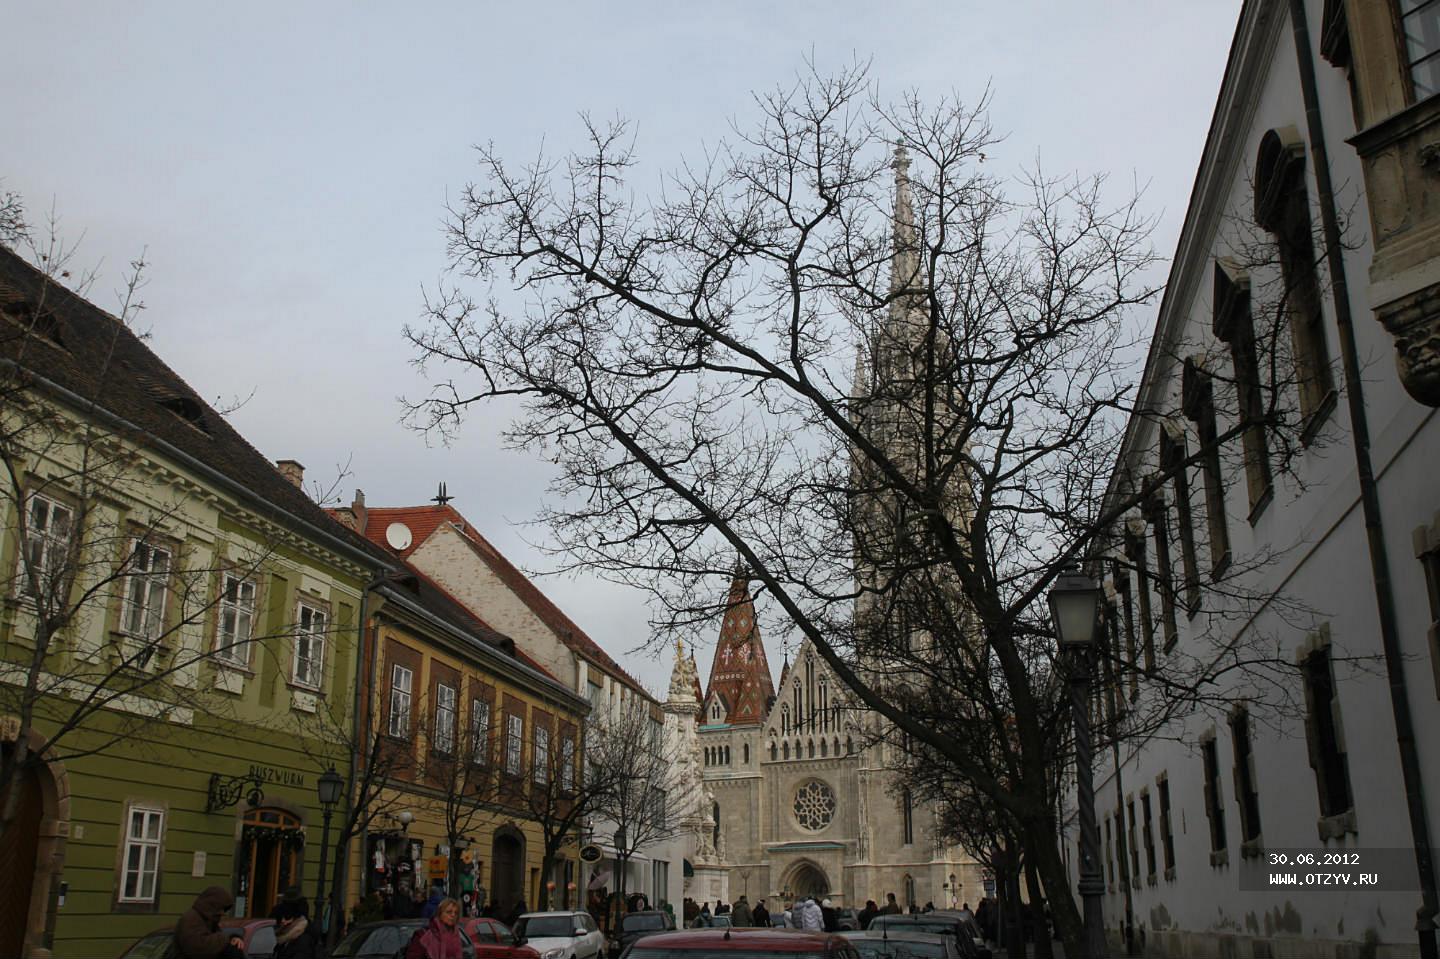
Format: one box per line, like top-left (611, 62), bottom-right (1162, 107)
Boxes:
top-left (314, 765), bottom-right (344, 936)
top-left (1049, 565), bottom-right (1106, 959)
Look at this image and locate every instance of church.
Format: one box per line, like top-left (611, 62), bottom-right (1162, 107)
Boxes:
top-left (666, 569), bottom-right (983, 912)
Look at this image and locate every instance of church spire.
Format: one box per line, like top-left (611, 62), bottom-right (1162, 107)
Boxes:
top-left (890, 143), bottom-right (920, 304)
top-left (702, 562), bottom-right (775, 725)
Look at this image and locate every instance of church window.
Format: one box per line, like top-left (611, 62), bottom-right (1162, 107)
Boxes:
top-left (724, 746), bottom-right (731, 765)
top-left (743, 743), bottom-right (750, 764)
top-left (769, 741), bottom-right (777, 761)
top-left (820, 739), bottom-right (828, 758)
top-left (783, 741), bottom-right (790, 760)
top-left (833, 738), bottom-right (840, 756)
top-left (846, 736), bottom-right (854, 755)
top-left (793, 679), bottom-right (802, 729)
top-left (819, 678), bottom-right (829, 731)
top-left (902, 788), bottom-right (915, 844)
top-left (808, 739), bottom-right (815, 759)
top-left (793, 779), bottom-right (837, 831)
top-left (904, 874), bottom-right (916, 908)
top-left (781, 704), bottom-right (791, 735)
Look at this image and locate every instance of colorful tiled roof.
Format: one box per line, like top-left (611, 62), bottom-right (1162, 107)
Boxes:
top-left (702, 567), bottom-right (775, 725)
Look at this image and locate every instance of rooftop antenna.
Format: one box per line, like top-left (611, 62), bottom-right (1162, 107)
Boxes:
top-left (432, 482), bottom-right (453, 506)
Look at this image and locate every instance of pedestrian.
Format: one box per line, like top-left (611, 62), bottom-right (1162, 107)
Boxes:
top-left (732, 896), bottom-right (752, 927)
top-left (406, 897), bottom-right (464, 959)
top-left (422, 883), bottom-right (446, 919)
top-left (922, 902), bottom-right (935, 914)
top-left (752, 899), bottom-right (770, 928)
top-left (716, 900), bottom-right (730, 916)
top-left (271, 887), bottom-right (318, 959)
top-left (172, 886), bottom-right (246, 959)
top-left (821, 899), bottom-right (838, 932)
top-left (882, 893), bottom-right (901, 916)
top-left (858, 899), bottom-right (878, 930)
top-left (799, 897), bottom-right (823, 931)
top-left (975, 899), bottom-right (993, 943)
top-left (957, 902), bottom-right (974, 922)
top-left (780, 902), bottom-right (794, 928)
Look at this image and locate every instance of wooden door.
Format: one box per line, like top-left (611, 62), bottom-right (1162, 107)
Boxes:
top-left (0, 763), bottom-right (43, 957)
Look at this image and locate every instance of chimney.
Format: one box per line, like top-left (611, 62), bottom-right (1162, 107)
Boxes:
top-left (350, 488), bottom-right (367, 532)
top-left (275, 459), bottom-right (305, 489)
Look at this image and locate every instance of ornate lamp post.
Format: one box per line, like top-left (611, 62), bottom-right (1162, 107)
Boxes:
top-left (1049, 565), bottom-right (1107, 959)
top-left (314, 766), bottom-right (345, 935)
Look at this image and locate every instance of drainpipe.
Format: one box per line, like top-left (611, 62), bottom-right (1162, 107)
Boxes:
top-left (1287, 3), bottom-right (1439, 957)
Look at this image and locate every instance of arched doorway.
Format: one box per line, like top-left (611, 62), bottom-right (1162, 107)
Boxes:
top-left (491, 827), bottom-right (525, 914)
top-left (0, 761), bottom-right (43, 957)
top-left (782, 860), bottom-right (830, 900)
top-left (237, 807), bottom-right (305, 918)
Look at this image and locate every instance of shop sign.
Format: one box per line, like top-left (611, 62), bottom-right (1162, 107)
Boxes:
top-left (248, 764), bottom-right (306, 789)
top-left (579, 844), bottom-right (603, 863)
top-left (429, 855), bottom-right (449, 880)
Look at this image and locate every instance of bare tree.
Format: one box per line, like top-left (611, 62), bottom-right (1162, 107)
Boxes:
top-left (404, 64), bottom-right (1358, 955)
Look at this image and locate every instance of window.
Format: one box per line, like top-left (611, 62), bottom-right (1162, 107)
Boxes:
top-left (119, 805), bottom-right (164, 903)
top-left (1399, 0), bottom-right (1440, 99)
top-left (1127, 798), bottom-right (1140, 880)
top-left (1230, 709), bottom-right (1262, 849)
top-left (434, 683), bottom-right (457, 755)
top-left (769, 740), bottom-right (777, 761)
top-left (1112, 564), bottom-right (1139, 702)
top-left (1158, 777), bottom-right (1175, 878)
top-left (1159, 431), bottom-right (1200, 611)
top-left (292, 602), bottom-right (327, 689)
top-left (214, 574), bottom-right (256, 666)
top-left (1124, 527), bottom-right (1156, 671)
top-left (1254, 133), bottom-right (1334, 426)
top-left (1181, 360), bottom-right (1231, 574)
top-left (121, 540), bottom-right (171, 641)
top-left (388, 665), bottom-right (413, 738)
top-left (781, 704), bottom-right (791, 735)
top-left (534, 724), bottom-right (550, 785)
top-left (505, 713), bottom-right (524, 777)
top-left (1141, 790), bottom-right (1157, 882)
top-left (560, 733), bottom-right (576, 790)
top-left (743, 743), bottom-right (749, 764)
top-left (19, 493), bottom-right (73, 598)
top-left (1302, 646), bottom-right (1353, 821)
top-left (1201, 737), bottom-right (1228, 861)
top-left (1144, 494), bottom-right (1179, 652)
top-left (471, 699), bottom-right (491, 765)
top-left (1104, 815), bottom-right (1115, 889)
top-left (1212, 262), bottom-right (1273, 513)
top-left (901, 788), bottom-right (914, 845)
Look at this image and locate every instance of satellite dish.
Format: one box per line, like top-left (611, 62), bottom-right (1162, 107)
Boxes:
top-left (384, 522), bottom-right (413, 551)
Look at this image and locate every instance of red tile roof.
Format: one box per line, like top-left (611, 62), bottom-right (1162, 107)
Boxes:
top-left (354, 504), bottom-right (650, 698)
top-left (703, 569), bottom-right (775, 725)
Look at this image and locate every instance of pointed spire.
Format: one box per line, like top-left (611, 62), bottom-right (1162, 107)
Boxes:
top-left (890, 143), bottom-right (919, 302)
top-left (701, 566), bottom-right (776, 725)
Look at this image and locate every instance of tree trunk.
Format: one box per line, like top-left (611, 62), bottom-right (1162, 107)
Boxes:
top-left (540, 850), bottom-right (556, 910)
top-left (1023, 816), bottom-right (1082, 959)
top-left (1024, 856), bottom-right (1052, 959)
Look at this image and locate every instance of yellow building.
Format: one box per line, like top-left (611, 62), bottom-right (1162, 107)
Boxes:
top-left (343, 560), bottom-right (589, 921)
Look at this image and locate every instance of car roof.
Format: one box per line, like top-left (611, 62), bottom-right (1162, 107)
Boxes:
top-left (520, 911), bottom-right (585, 918)
top-left (624, 910), bottom-right (668, 917)
top-left (628, 929), bottom-right (846, 951)
top-left (843, 931), bottom-right (950, 942)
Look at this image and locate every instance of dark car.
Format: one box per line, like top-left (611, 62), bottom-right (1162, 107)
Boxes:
top-left (608, 910), bottom-right (676, 957)
top-left (840, 930), bottom-right (964, 959)
top-left (618, 928), bottom-right (860, 959)
top-left (118, 919), bottom-right (277, 959)
top-left (463, 917), bottom-right (544, 959)
top-left (834, 909), bottom-right (861, 932)
top-left (330, 918), bottom-right (476, 959)
top-left (865, 917), bottom-right (985, 959)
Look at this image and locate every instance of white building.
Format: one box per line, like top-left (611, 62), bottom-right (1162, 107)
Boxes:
top-left (1071, 1), bottom-right (1440, 956)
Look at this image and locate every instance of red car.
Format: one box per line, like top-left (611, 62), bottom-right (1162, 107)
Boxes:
top-left (618, 928), bottom-right (860, 959)
top-left (462, 917), bottom-right (544, 959)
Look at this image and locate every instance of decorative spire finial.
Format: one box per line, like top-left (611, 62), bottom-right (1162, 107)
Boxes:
top-left (432, 482), bottom-right (453, 506)
top-left (890, 142), bottom-right (919, 302)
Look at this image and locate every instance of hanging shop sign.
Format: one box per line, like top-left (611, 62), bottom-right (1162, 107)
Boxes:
top-left (579, 844), bottom-right (603, 863)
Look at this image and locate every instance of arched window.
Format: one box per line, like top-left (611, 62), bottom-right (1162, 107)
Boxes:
top-left (783, 741), bottom-right (790, 760)
top-left (769, 741), bottom-right (778, 761)
top-left (833, 738), bottom-right (840, 756)
top-left (781, 704), bottom-right (791, 735)
top-left (904, 873), bottom-right (916, 909)
top-left (807, 739), bottom-right (815, 759)
top-left (712, 801), bottom-right (721, 851)
top-left (846, 736), bottom-right (854, 755)
top-left (743, 743), bottom-right (750, 764)
top-left (724, 745), bottom-right (731, 765)
top-left (820, 738), bottom-right (828, 758)
top-left (792, 680), bottom-right (802, 729)
top-left (902, 788), bottom-right (914, 845)
top-left (819, 678), bottom-right (829, 731)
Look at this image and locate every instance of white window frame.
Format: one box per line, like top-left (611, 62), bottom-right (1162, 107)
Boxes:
top-left (560, 733), bottom-right (576, 790)
top-left (118, 804), bottom-right (165, 903)
top-left (213, 573), bottom-right (257, 667)
top-left (120, 539), bottom-right (172, 641)
top-left (291, 601), bottom-right (327, 690)
top-left (533, 724), bottom-right (550, 785)
top-left (19, 492), bottom-right (74, 599)
top-left (505, 713), bottom-right (524, 777)
top-left (434, 682), bottom-right (457, 755)
top-left (470, 699), bottom-right (491, 766)
top-left (388, 664), bottom-right (413, 738)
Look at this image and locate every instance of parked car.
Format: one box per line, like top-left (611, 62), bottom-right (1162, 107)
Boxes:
top-left (463, 917), bottom-right (543, 959)
top-left (619, 928), bottom-right (860, 959)
top-left (840, 930), bottom-right (964, 959)
top-left (865, 916), bottom-right (985, 959)
top-left (608, 910), bottom-right (676, 957)
top-left (515, 910), bottom-right (606, 959)
top-left (329, 918), bottom-right (476, 958)
top-left (118, 919), bottom-right (277, 959)
top-left (835, 909), bottom-right (861, 932)
top-left (925, 913), bottom-right (990, 959)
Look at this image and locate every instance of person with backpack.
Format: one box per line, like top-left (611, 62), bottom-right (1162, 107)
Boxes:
top-left (406, 896), bottom-right (464, 959)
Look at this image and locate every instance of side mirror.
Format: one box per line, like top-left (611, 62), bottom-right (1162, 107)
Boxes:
top-left (575, 927), bottom-right (587, 938)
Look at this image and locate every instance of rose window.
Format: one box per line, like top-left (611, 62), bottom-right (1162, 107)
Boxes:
top-left (793, 779), bottom-right (837, 831)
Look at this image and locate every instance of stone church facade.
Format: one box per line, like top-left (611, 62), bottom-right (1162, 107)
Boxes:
top-left (680, 570), bottom-right (983, 911)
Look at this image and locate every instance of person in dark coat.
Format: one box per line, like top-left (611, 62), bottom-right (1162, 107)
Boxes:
top-left (752, 899), bottom-right (770, 928)
top-left (271, 886), bottom-right (318, 959)
top-left (422, 883), bottom-right (446, 919)
top-left (507, 899), bottom-right (529, 927)
top-left (174, 886), bottom-right (245, 959)
top-left (881, 893), bottom-right (901, 915)
top-left (821, 899), bottom-right (838, 933)
top-left (858, 900), bottom-right (879, 930)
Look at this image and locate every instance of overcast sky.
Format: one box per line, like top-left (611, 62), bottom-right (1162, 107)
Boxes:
top-left (3, 1), bottom-right (1242, 694)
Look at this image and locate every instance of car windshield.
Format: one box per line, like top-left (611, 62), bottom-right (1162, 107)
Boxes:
top-left (518, 916), bottom-right (580, 939)
top-left (623, 915), bottom-right (668, 932)
top-left (120, 933), bottom-right (172, 959)
top-left (872, 920), bottom-right (957, 937)
top-left (850, 940), bottom-right (948, 959)
top-left (332, 923), bottom-right (423, 957)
